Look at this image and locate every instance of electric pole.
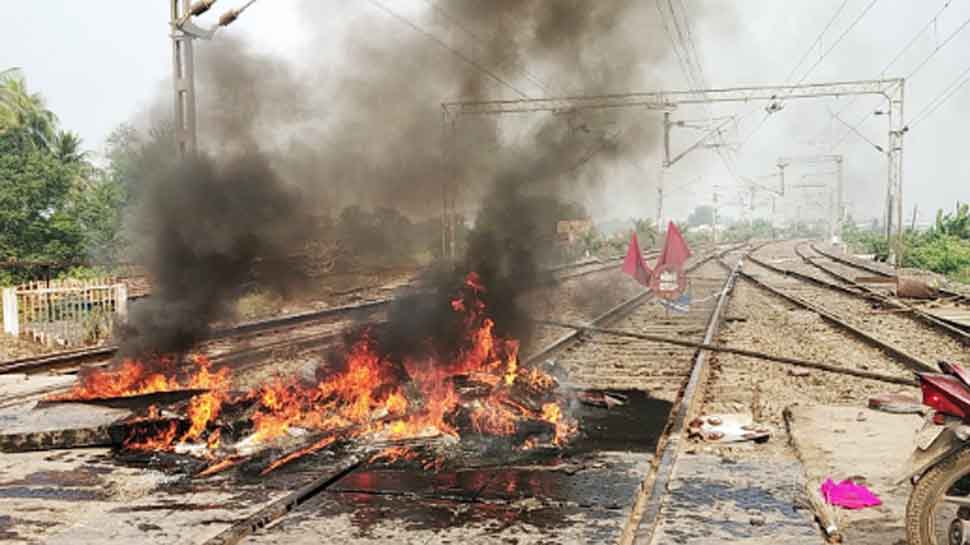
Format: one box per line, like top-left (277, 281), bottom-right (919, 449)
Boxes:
top-left (169, 0), bottom-right (257, 158)
top-left (171, 0), bottom-right (198, 157)
top-left (712, 191), bottom-right (719, 244)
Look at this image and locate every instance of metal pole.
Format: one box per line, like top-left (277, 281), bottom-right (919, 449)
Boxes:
top-left (662, 112), bottom-right (671, 167)
top-left (171, 0), bottom-right (197, 157)
top-left (892, 81), bottom-right (905, 267)
top-left (836, 156), bottom-right (844, 242)
top-left (712, 191), bottom-right (719, 243)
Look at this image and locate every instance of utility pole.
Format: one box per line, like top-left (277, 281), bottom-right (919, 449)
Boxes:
top-left (712, 191), bottom-right (719, 244)
top-left (169, 0), bottom-right (257, 158)
top-left (656, 163), bottom-right (665, 232)
top-left (171, 0), bottom-right (198, 157)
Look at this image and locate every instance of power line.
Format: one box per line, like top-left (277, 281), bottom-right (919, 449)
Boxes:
top-left (366, 0), bottom-right (530, 99)
top-left (657, 0), bottom-right (743, 185)
top-left (740, 0), bottom-right (880, 149)
top-left (420, 0), bottom-right (552, 95)
top-left (795, 0), bottom-right (881, 85)
top-left (905, 11), bottom-right (970, 79)
top-left (908, 61), bottom-right (970, 129)
top-left (828, 107), bottom-right (884, 152)
top-left (829, 4), bottom-right (970, 151)
top-left (815, 0), bottom-right (958, 146)
top-left (784, 0), bottom-right (851, 83)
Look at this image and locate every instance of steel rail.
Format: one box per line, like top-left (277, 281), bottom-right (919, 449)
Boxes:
top-left (736, 259), bottom-right (936, 373)
top-left (792, 243), bottom-right (970, 343)
top-left (524, 243), bottom-right (746, 366)
top-left (2, 250), bottom-right (673, 376)
top-left (810, 242), bottom-right (969, 303)
top-left (631, 251), bottom-right (744, 545)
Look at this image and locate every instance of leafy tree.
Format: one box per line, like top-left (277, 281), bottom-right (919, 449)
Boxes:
top-left (0, 126), bottom-right (82, 263)
top-left (0, 73), bottom-right (57, 150)
top-left (687, 205), bottom-right (715, 226)
top-left (53, 130), bottom-right (86, 164)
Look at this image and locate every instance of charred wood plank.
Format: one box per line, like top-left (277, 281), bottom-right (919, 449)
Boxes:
top-left (35, 389), bottom-right (209, 411)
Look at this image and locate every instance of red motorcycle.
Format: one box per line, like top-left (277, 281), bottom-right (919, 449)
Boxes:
top-left (903, 361), bottom-right (970, 545)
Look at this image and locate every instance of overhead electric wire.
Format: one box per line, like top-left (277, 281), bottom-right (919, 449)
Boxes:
top-left (784, 0), bottom-right (851, 84)
top-left (420, 0), bottom-right (551, 95)
top-left (816, 0), bottom-right (959, 147)
top-left (366, 0), bottom-right (530, 99)
top-left (829, 6), bottom-right (970, 150)
top-left (741, 0), bottom-right (881, 148)
top-left (904, 11), bottom-right (970, 80)
top-left (907, 62), bottom-right (970, 129)
top-left (657, 0), bottom-right (743, 186)
top-left (794, 0), bottom-right (881, 85)
top-left (828, 108), bottom-right (884, 152)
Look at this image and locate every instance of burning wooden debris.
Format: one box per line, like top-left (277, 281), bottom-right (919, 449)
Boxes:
top-left (10, 273), bottom-right (579, 476)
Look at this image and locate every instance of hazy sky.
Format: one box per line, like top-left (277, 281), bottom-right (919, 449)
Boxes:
top-left (1, 1), bottom-right (968, 225)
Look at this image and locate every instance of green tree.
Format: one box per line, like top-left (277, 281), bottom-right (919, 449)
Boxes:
top-left (687, 205), bottom-right (715, 226)
top-left (53, 130), bottom-right (86, 164)
top-left (0, 126), bottom-right (82, 263)
top-left (0, 73), bottom-right (57, 150)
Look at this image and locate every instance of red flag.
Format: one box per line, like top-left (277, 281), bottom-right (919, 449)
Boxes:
top-left (622, 232), bottom-right (652, 286)
top-left (655, 221), bottom-right (692, 269)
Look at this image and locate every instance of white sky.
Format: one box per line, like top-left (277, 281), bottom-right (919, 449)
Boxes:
top-left (1, 0), bottom-right (968, 225)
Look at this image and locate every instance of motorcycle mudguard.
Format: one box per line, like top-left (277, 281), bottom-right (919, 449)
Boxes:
top-left (895, 425), bottom-right (965, 485)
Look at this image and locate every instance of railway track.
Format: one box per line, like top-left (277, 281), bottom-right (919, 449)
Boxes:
top-left (0, 247), bottom-right (697, 418)
top-left (745, 241), bottom-right (967, 366)
top-left (0, 243), bottom-right (746, 545)
top-left (6, 239), bottom-right (957, 544)
top-left (185, 244), bottom-right (747, 545)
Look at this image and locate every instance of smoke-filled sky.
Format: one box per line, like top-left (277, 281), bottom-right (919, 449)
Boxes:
top-left (1, 0), bottom-right (968, 225)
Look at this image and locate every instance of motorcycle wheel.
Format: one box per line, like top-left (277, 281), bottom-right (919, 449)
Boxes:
top-left (907, 447), bottom-right (970, 545)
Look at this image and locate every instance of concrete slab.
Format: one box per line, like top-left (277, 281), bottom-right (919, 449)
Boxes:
top-left (0, 374), bottom-right (75, 407)
top-left (0, 448), bottom-right (165, 543)
top-left (0, 400), bottom-right (134, 451)
top-left (42, 450), bottom-right (356, 545)
top-left (785, 404), bottom-right (922, 544)
top-left (650, 453), bottom-right (819, 545)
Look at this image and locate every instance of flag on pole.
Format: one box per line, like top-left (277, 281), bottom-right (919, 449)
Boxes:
top-left (622, 232), bottom-right (652, 286)
top-left (655, 221), bottom-right (692, 270)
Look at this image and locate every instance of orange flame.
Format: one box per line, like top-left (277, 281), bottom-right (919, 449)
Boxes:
top-left (60, 272), bottom-right (577, 465)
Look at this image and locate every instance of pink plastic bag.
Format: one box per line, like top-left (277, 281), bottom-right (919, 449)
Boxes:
top-left (820, 478), bottom-right (882, 509)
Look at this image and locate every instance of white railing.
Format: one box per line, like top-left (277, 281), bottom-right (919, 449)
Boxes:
top-left (1, 278), bottom-right (127, 347)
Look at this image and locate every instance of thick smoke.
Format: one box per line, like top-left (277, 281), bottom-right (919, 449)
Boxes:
top-left (119, 1), bottom-right (717, 358)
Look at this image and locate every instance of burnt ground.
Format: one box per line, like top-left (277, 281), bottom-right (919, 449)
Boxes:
top-left (235, 391), bottom-right (671, 545)
top-left (0, 388), bottom-right (671, 544)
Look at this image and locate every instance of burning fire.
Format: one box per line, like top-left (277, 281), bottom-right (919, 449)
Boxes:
top-left (57, 355), bottom-right (230, 400)
top-left (54, 272), bottom-right (578, 469)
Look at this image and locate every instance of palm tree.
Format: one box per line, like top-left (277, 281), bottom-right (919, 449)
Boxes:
top-left (54, 130), bottom-right (86, 164)
top-left (0, 71), bottom-right (58, 149)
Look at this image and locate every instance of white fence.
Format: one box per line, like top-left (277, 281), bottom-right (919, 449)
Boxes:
top-left (1, 278), bottom-right (127, 347)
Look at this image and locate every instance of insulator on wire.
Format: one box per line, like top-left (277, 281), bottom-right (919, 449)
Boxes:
top-left (189, 0), bottom-right (217, 17)
top-left (218, 9), bottom-right (240, 27)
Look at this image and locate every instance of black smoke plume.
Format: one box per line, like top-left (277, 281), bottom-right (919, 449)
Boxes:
top-left (117, 1), bottom-right (725, 359)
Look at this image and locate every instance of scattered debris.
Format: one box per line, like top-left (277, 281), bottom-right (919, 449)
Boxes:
top-left (867, 392), bottom-right (924, 414)
top-left (896, 277), bottom-right (938, 299)
top-left (688, 414), bottom-right (770, 443)
top-left (577, 390), bottom-right (627, 409)
top-left (820, 478), bottom-right (881, 510)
